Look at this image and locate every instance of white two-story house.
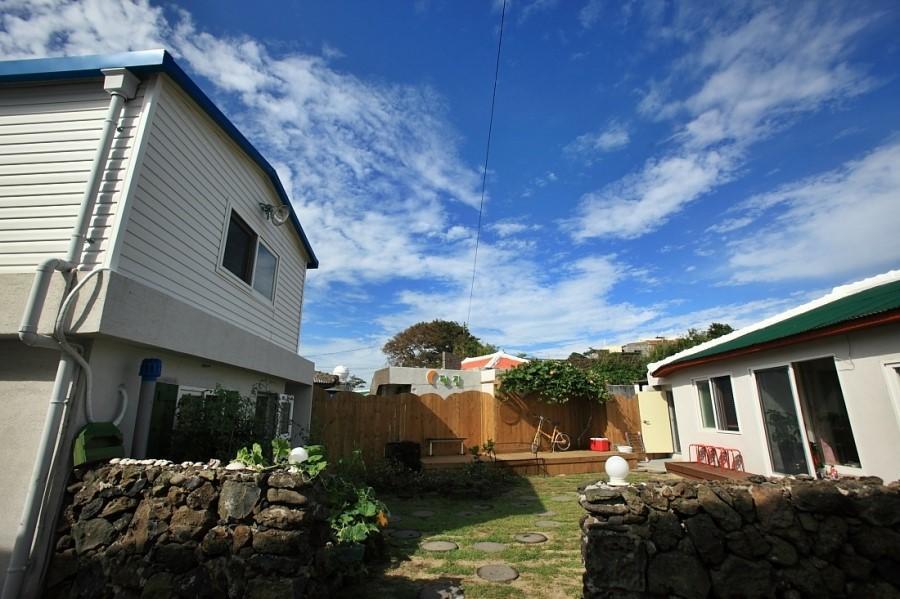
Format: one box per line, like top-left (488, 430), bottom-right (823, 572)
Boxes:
top-left (0, 50), bottom-right (318, 595)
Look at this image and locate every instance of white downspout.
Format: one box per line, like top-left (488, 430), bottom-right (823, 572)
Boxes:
top-left (1, 67), bottom-right (139, 599)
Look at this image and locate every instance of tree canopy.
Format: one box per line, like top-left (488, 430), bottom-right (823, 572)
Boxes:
top-left (568, 351), bottom-right (649, 385)
top-left (382, 320), bottom-right (497, 367)
top-left (647, 322), bottom-right (734, 363)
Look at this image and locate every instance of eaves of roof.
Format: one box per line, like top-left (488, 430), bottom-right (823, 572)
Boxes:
top-left (0, 49), bottom-right (319, 268)
top-left (651, 275), bottom-right (900, 378)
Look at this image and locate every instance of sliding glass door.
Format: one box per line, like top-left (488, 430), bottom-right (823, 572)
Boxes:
top-left (755, 367), bottom-right (809, 475)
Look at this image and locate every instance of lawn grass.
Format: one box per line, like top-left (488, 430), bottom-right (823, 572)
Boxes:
top-left (338, 470), bottom-right (675, 598)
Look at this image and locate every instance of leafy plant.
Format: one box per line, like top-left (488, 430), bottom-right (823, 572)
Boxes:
top-left (300, 444), bottom-right (328, 479)
top-left (482, 439), bottom-right (496, 462)
top-left (499, 359), bottom-right (608, 404)
top-left (272, 438), bottom-right (291, 464)
top-left (329, 484), bottom-right (387, 544)
top-left (235, 443), bottom-right (267, 468)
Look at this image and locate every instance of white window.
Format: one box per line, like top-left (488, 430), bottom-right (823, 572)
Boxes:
top-left (695, 376), bottom-right (739, 432)
top-left (221, 209), bottom-right (279, 300)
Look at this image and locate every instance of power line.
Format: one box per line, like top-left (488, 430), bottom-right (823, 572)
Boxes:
top-left (465, 0), bottom-right (507, 327)
top-left (304, 344), bottom-right (381, 358)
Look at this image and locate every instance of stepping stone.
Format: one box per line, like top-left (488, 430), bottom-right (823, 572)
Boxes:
top-left (455, 511), bottom-right (477, 517)
top-left (472, 542), bottom-right (507, 553)
top-left (419, 580), bottom-right (464, 599)
top-left (389, 529), bottom-right (422, 540)
top-left (476, 564), bottom-right (519, 583)
top-left (471, 503), bottom-right (493, 511)
top-left (412, 510), bottom-right (434, 518)
top-left (538, 511), bottom-right (556, 517)
top-left (535, 520), bottom-right (562, 528)
top-left (511, 500), bottom-right (536, 508)
top-left (514, 532), bottom-right (548, 544)
top-left (422, 540), bottom-right (458, 552)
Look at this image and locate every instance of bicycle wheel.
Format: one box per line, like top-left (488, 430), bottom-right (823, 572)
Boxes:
top-left (554, 433), bottom-right (571, 451)
top-left (531, 437), bottom-right (540, 454)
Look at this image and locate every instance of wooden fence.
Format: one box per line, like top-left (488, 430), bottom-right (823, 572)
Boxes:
top-left (310, 387), bottom-right (641, 462)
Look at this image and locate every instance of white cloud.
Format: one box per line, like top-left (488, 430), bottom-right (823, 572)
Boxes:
top-left (566, 150), bottom-right (732, 240)
top-left (565, 122), bottom-right (630, 160)
top-left (0, 0), bottom-right (489, 287)
top-left (517, 0), bottom-right (558, 24)
top-left (569, 4), bottom-right (876, 242)
top-left (578, 0), bottom-right (603, 29)
top-left (724, 140), bottom-right (900, 283)
top-left (490, 219), bottom-right (540, 237)
top-left (321, 42), bottom-right (344, 61)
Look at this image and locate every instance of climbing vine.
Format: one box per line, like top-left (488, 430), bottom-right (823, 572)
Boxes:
top-left (499, 360), bottom-right (608, 404)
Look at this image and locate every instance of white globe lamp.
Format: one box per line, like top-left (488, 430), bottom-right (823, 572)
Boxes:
top-left (605, 455), bottom-right (630, 486)
top-left (289, 446), bottom-right (309, 465)
top-left (332, 365), bottom-right (349, 383)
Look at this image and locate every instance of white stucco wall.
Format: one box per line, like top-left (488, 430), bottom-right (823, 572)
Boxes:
top-left (659, 323), bottom-right (900, 482)
top-left (371, 367), bottom-right (484, 398)
top-left (0, 341), bottom-right (59, 583)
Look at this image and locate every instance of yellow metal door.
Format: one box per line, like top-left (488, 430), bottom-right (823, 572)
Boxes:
top-left (637, 391), bottom-right (674, 453)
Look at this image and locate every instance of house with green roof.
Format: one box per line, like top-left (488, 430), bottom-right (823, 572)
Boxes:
top-left (647, 270), bottom-right (900, 482)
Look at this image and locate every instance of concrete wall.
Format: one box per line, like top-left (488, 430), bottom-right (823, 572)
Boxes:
top-left (370, 367), bottom-right (483, 398)
top-left (0, 341), bottom-right (61, 582)
top-left (659, 324), bottom-right (900, 482)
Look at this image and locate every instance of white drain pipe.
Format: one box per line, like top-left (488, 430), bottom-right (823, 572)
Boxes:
top-left (2, 67), bottom-right (139, 599)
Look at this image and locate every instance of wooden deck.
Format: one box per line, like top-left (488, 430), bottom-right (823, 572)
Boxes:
top-left (422, 450), bottom-right (641, 476)
top-left (665, 461), bottom-right (755, 481)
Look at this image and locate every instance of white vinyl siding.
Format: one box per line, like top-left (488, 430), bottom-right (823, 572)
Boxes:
top-left (117, 76), bottom-right (307, 352)
top-left (0, 79), bottom-right (146, 272)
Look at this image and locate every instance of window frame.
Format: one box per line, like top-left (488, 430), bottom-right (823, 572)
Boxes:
top-left (693, 373), bottom-right (741, 433)
top-left (217, 206), bottom-right (280, 304)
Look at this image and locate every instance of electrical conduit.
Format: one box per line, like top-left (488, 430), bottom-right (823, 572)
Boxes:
top-left (2, 67), bottom-right (139, 599)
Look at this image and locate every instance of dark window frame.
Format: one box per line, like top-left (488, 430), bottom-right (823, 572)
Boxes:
top-left (220, 208), bottom-right (279, 301)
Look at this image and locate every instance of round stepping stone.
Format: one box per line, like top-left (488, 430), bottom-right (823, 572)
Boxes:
top-left (472, 541), bottom-right (507, 553)
top-left (455, 510), bottom-right (477, 517)
top-left (421, 540), bottom-right (458, 552)
top-left (419, 580), bottom-right (464, 599)
top-left (389, 529), bottom-right (422, 540)
top-left (511, 500), bottom-right (536, 508)
top-left (538, 511), bottom-right (556, 517)
top-left (471, 503), bottom-right (493, 511)
top-left (535, 520), bottom-right (562, 528)
top-left (514, 532), bottom-right (548, 544)
top-left (476, 564), bottom-right (519, 583)
top-left (412, 510), bottom-right (434, 518)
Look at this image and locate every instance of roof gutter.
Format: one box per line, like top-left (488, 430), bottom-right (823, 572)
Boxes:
top-left (651, 308), bottom-right (900, 378)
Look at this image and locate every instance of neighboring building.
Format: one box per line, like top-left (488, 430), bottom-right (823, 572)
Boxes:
top-left (647, 271), bottom-right (900, 483)
top-left (0, 50), bottom-right (318, 593)
top-left (621, 338), bottom-right (667, 356)
top-left (460, 350), bottom-right (528, 371)
top-left (313, 370), bottom-right (340, 390)
top-left (370, 366), bottom-right (491, 398)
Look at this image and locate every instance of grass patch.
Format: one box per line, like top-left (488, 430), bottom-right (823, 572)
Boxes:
top-left (338, 471), bottom-right (674, 598)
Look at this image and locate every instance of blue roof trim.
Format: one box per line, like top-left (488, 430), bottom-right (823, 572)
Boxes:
top-left (0, 50), bottom-right (319, 268)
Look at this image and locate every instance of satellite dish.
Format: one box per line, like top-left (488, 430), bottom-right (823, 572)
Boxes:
top-left (272, 205), bottom-right (291, 226)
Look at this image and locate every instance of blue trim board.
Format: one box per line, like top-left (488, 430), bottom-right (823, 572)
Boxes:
top-left (0, 50), bottom-right (319, 268)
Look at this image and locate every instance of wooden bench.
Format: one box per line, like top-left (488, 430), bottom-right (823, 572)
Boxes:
top-left (426, 437), bottom-right (467, 456)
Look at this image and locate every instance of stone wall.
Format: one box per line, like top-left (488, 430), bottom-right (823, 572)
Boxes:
top-left (580, 477), bottom-right (900, 598)
top-left (45, 461), bottom-right (349, 598)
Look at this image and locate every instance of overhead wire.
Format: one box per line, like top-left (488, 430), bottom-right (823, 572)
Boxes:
top-left (465, 0), bottom-right (508, 327)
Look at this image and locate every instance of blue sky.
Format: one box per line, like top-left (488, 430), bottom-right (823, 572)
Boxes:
top-left (2, 0), bottom-right (899, 382)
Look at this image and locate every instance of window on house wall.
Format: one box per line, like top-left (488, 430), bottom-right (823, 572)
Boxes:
top-left (221, 209), bottom-right (279, 300)
top-left (223, 211), bottom-right (255, 284)
top-left (695, 376), bottom-right (739, 431)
